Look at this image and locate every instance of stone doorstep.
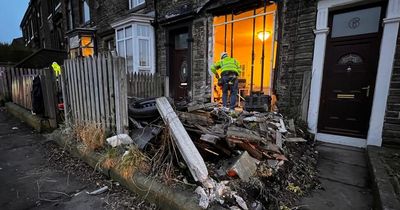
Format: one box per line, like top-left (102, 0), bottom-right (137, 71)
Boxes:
top-left (367, 145), bottom-right (400, 210)
top-left (49, 130), bottom-right (224, 210)
top-left (5, 102), bottom-right (53, 132)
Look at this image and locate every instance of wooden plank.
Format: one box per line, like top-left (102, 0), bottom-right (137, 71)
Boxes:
top-left (107, 53), bottom-right (115, 130)
top-left (60, 63), bottom-right (69, 126)
top-left (11, 67), bottom-right (15, 102)
top-left (64, 60), bottom-right (72, 124)
top-left (79, 58), bottom-right (87, 122)
top-left (88, 57), bottom-right (96, 123)
top-left (84, 57), bottom-right (92, 122)
top-left (101, 53), bottom-right (110, 129)
top-left (68, 60), bottom-right (76, 123)
top-left (42, 68), bottom-right (57, 128)
top-left (156, 97), bottom-right (209, 184)
top-left (92, 55), bottom-right (100, 124)
top-left (187, 102), bottom-right (218, 112)
top-left (97, 54), bottom-right (105, 127)
top-left (75, 59), bottom-right (82, 123)
top-left (113, 56), bottom-right (122, 134)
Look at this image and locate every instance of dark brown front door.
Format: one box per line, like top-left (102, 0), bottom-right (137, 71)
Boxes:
top-left (318, 4), bottom-right (384, 138)
top-left (169, 29), bottom-right (189, 101)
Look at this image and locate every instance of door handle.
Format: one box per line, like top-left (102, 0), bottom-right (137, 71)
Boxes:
top-left (361, 85), bottom-right (370, 97)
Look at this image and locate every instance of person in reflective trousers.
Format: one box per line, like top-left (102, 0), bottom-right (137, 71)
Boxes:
top-left (211, 52), bottom-right (242, 111)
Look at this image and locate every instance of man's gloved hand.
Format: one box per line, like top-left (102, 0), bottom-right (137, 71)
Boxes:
top-left (215, 73), bottom-right (220, 79)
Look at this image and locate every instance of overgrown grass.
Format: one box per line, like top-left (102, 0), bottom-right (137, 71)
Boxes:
top-left (100, 147), bottom-right (120, 169)
top-left (118, 145), bottom-right (150, 179)
top-left (73, 123), bottom-right (106, 151)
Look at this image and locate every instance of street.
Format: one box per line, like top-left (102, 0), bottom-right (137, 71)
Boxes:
top-left (0, 108), bottom-right (156, 210)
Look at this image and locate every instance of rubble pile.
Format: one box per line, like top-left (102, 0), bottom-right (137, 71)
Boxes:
top-left (124, 97), bottom-right (319, 209)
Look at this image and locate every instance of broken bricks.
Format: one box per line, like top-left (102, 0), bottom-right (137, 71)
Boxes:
top-left (226, 151), bottom-right (259, 181)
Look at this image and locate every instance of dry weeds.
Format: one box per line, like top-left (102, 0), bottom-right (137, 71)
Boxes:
top-left (73, 123), bottom-right (105, 151)
top-left (118, 145), bottom-right (150, 179)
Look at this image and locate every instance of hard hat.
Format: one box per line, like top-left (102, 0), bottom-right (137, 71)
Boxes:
top-left (220, 52), bottom-right (228, 59)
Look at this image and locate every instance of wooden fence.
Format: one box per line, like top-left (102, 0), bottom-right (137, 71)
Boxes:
top-left (0, 66), bottom-right (58, 127)
top-left (0, 66), bottom-right (12, 101)
top-left (127, 72), bottom-right (164, 98)
top-left (62, 53), bottom-right (128, 134)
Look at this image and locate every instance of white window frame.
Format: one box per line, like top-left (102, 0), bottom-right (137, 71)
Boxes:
top-left (129, 0), bottom-right (145, 10)
top-left (115, 22), bottom-right (155, 73)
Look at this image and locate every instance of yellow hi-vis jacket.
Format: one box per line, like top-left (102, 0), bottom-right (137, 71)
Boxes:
top-left (211, 57), bottom-right (241, 75)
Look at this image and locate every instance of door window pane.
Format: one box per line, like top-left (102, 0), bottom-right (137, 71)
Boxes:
top-left (139, 39), bottom-right (149, 67)
top-left (175, 33), bottom-right (188, 49)
top-left (332, 7), bottom-right (381, 38)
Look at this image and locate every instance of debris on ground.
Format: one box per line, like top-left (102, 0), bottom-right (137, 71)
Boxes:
top-left (106, 134), bottom-right (134, 147)
top-left (60, 96), bottom-right (319, 209)
top-left (87, 186), bottom-right (109, 195)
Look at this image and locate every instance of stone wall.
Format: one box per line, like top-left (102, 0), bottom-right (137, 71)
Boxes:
top-left (275, 0), bottom-right (317, 117)
top-left (155, 0), bottom-right (210, 102)
top-left (383, 28), bottom-right (400, 145)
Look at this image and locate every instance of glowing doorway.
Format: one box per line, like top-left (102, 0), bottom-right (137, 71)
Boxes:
top-left (212, 4), bottom-right (277, 105)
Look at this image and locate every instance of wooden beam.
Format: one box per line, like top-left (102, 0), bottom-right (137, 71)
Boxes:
top-left (156, 97), bottom-right (209, 184)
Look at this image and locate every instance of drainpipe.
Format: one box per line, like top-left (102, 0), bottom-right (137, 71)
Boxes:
top-left (154, 0), bottom-right (158, 74)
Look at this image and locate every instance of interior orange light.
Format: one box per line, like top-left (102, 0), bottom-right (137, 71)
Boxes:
top-left (257, 31), bottom-right (271, 41)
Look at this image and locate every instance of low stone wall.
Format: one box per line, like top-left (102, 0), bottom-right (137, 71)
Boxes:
top-left (5, 102), bottom-right (52, 132)
top-left (48, 130), bottom-right (222, 210)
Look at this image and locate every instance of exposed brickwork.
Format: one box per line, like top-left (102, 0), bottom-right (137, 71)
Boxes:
top-left (383, 28), bottom-right (400, 145)
top-left (275, 0), bottom-right (317, 116)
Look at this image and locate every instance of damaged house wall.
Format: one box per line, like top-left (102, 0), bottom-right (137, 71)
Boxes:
top-left (275, 0), bottom-right (317, 118)
top-left (383, 28), bottom-right (400, 145)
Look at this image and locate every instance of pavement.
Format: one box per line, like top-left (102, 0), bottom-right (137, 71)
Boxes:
top-left (0, 108), bottom-right (107, 210)
top-left (299, 142), bottom-right (373, 210)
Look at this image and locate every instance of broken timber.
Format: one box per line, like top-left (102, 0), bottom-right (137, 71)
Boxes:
top-left (187, 102), bottom-right (218, 112)
top-left (155, 97), bottom-right (210, 185)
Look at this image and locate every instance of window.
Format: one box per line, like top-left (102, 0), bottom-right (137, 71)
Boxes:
top-left (115, 23), bottom-right (154, 73)
top-left (82, 0), bottom-right (90, 24)
top-left (129, 0), bottom-right (145, 9)
top-left (38, 3), bottom-right (43, 27)
top-left (30, 19), bottom-right (34, 40)
top-left (332, 7), bottom-right (381, 38)
top-left (67, 0), bottom-right (74, 30)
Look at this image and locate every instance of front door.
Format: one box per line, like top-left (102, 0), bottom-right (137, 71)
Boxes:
top-left (318, 4), bottom-right (384, 138)
top-left (169, 28), bottom-right (189, 101)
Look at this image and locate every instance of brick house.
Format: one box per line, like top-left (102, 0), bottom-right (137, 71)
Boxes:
top-left (152, 0), bottom-right (400, 148)
top-left (18, 0), bottom-right (67, 68)
top-left (20, 0), bottom-right (400, 148)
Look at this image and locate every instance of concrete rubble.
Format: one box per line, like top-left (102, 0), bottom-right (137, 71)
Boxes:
top-left (125, 97), bottom-right (318, 209)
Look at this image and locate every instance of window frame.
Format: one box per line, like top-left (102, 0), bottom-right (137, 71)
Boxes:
top-left (81, 0), bottom-right (90, 24)
top-left (115, 22), bottom-right (155, 73)
top-left (129, 0), bottom-right (145, 10)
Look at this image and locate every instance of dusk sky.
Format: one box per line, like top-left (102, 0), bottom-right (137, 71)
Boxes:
top-left (0, 0), bottom-right (30, 43)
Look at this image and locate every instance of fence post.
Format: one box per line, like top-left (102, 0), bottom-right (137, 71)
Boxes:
top-left (42, 68), bottom-right (58, 128)
top-left (60, 64), bottom-right (70, 127)
top-left (113, 56), bottom-right (128, 134)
